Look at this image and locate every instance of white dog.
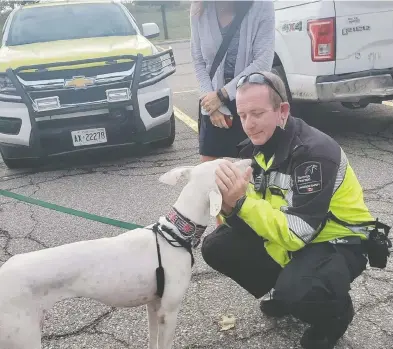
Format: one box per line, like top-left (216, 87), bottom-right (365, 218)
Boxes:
top-left (0, 158), bottom-right (251, 349)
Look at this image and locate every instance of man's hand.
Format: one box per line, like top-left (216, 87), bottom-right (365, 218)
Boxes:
top-left (210, 110), bottom-right (230, 129)
top-left (201, 91), bottom-right (221, 114)
top-left (216, 162), bottom-right (253, 214)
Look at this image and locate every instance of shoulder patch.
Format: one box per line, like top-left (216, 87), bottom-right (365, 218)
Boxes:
top-left (294, 161), bottom-right (322, 195)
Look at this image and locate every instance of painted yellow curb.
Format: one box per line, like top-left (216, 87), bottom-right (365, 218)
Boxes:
top-left (174, 106), bottom-right (198, 133)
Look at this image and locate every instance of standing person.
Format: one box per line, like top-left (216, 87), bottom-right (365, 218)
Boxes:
top-left (190, 0), bottom-right (275, 163)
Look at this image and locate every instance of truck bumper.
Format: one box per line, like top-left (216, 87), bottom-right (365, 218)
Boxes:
top-left (316, 69), bottom-right (393, 103)
top-left (0, 83), bottom-right (173, 160)
top-left (0, 112), bottom-right (174, 161)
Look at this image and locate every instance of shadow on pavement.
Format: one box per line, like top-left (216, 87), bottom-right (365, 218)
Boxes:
top-left (292, 102), bottom-right (393, 139)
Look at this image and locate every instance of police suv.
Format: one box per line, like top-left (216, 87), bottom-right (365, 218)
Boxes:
top-left (273, 1), bottom-right (393, 109)
top-left (0, 0), bottom-right (176, 168)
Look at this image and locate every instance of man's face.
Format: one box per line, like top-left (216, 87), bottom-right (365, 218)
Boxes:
top-left (236, 84), bottom-right (285, 146)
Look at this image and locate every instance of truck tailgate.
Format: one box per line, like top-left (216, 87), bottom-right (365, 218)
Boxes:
top-left (334, 1), bottom-right (393, 74)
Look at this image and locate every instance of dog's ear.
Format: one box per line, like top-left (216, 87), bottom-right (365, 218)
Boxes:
top-left (233, 158), bottom-right (252, 173)
top-left (159, 166), bottom-right (194, 186)
top-left (209, 185), bottom-right (222, 217)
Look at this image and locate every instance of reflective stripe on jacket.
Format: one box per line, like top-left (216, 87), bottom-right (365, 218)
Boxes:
top-left (223, 116), bottom-right (374, 267)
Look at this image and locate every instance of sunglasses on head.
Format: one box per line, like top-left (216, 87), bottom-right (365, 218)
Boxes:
top-left (236, 73), bottom-right (284, 102)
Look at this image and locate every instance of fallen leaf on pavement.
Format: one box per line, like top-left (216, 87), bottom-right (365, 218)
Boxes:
top-left (218, 314), bottom-right (236, 331)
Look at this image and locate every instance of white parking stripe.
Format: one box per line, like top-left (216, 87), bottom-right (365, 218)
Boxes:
top-left (173, 89), bottom-right (198, 94)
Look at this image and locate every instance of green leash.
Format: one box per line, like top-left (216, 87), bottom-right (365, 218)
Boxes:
top-left (0, 189), bottom-right (142, 230)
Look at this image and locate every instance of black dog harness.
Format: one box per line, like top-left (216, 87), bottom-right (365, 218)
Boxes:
top-left (150, 207), bottom-right (207, 298)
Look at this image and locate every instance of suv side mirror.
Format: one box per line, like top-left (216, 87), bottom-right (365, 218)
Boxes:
top-left (142, 23), bottom-right (160, 39)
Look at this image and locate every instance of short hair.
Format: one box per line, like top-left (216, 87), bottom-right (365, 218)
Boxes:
top-left (238, 71), bottom-right (288, 109)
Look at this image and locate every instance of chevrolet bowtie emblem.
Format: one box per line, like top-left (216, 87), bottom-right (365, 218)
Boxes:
top-left (64, 76), bottom-right (95, 89)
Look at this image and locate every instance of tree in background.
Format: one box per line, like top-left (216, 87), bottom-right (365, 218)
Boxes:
top-left (0, 0), bottom-right (37, 12)
top-left (133, 1), bottom-right (180, 40)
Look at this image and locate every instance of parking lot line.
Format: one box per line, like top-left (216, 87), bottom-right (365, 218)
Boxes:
top-left (0, 189), bottom-right (142, 231)
top-left (174, 106), bottom-right (198, 133)
top-left (173, 89), bottom-right (198, 94)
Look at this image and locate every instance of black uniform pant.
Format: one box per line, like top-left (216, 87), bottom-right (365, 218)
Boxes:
top-left (201, 223), bottom-right (367, 327)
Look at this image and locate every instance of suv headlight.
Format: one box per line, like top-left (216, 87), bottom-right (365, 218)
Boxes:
top-left (0, 75), bottom-right (16, 92)
top-left (0, 75), bottom-right (18, 96)
top-left (0, 74), bottom-right (21, 101)
top-left (140, 57), bottom-right (163, 82)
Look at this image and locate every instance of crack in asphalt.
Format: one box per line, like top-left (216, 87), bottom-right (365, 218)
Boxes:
top-left (42, 307), bottom-right (116, 341)
top-left (0, 229), bottom-right (13, 262)
top-left (90, 326), bottom-right (130, 348)
top-left (366, 319), bottom-right (393, 339)
top-left (363, 179), bottom-right (393, 194)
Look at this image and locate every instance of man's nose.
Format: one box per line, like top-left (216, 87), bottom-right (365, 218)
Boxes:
top-left (244, 116), bottom-right (255, 130)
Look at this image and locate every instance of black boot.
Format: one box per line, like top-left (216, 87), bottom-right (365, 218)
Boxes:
top-left (300, 298), bottom-right (354, 349)
top-left (260, 299), bottom-right (289, 318)
top-left (300, 325), bottom-right (331, 349)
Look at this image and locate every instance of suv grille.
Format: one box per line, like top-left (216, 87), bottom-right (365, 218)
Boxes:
top-left (29, 80), bottom-right (131, 105)
top-left (18, 61), bottom-right (134, 106)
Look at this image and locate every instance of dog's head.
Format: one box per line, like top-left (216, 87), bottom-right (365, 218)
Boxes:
top-left (159, 158), bottom-right (252, 219)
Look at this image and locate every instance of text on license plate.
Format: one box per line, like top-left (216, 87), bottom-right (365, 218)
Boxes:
top-left (71, 128), bottom-right (107, 147)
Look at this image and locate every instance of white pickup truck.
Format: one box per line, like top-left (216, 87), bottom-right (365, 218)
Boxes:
top-left (273, 0), bottom-right (393, 109)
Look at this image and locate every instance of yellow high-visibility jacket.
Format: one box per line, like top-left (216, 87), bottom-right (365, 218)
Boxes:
top-left (222, 116), bottom-right (374, 267)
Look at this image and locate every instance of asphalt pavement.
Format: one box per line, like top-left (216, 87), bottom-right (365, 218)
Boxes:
top-left (1, 41), bottom-right (393, 348)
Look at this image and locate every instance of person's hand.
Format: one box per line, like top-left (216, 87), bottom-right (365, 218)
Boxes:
top-left (201, 91), bottom-right (221, 114)
top-left (210, 110), bottom-right (230, 129)
top-left (215, 161), bottom-right (253, 214)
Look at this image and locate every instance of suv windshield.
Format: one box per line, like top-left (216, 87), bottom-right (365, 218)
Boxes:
top-left (6, 3), bottom-right (138, 46)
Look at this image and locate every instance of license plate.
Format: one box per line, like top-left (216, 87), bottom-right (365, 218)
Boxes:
top-left (71, 128), bottom-right (107, 147)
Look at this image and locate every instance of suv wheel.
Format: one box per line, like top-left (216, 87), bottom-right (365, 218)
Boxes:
top-left (153, 113), bottom-right (176, 148)
top-left (2, 157), bottom-right (38, 170)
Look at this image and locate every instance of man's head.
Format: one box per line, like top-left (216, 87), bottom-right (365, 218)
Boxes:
top-left (236, 71), bottom-right (290, 146)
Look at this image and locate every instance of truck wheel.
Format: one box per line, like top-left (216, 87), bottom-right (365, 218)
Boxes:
top-left (272, 65), bottom-right (306, 117)
top-left (2, 157), bottom-right (38, 169)
top-left (153, 113), bottom-right (176, 148)
top-left (271, 65), bottom-right (292, 103)
top-left (341, 102), bottom-right (369, 109)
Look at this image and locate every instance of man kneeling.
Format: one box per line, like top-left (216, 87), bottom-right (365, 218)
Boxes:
top-left (201, 71), bottom-right (389, 349)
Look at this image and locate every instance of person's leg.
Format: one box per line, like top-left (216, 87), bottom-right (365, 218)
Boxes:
top-left (200, 155), bottom-right (218, 162)
top-left (272, 242), bottom-right (367, 349)
top-left (201, 222), bottom-right (282, 299)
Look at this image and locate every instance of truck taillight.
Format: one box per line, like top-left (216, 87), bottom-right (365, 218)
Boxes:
top-left (307, 18), bottom-right (335, 62)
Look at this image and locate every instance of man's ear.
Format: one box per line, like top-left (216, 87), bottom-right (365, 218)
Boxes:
top-left (279, 102), bottom-right (290, 126)
top-left (209, 185), bottom-right (222, 217)
top-left (159, 166), bottom-right (194, 186)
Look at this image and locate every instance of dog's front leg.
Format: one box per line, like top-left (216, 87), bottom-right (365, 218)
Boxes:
top-left (147, 299), bottom-right (160, 349)
top-left (157, 306), bottom-right (181, 349)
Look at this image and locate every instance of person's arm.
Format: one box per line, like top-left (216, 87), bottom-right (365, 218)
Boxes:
top-left (190, 14), bottom-right (214, 96)
top-left (222, 1), bottom-right (275, 101)
top-left (190, 13), bottom-right (233, 117)
top-left (225, 157), bottom-right (340, 251)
